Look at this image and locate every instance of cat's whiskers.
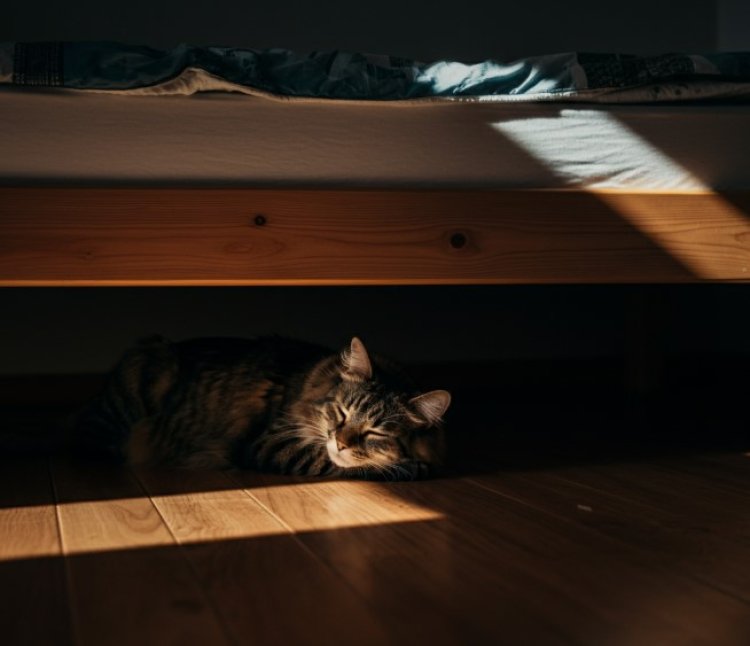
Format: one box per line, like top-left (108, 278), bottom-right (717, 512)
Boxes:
top-left (270, 425), bottom-right (327, 452)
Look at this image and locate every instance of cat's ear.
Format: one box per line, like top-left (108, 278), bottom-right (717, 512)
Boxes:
top-left (340, 337), bottom-right (373, 381)
top-left (409, 390), bottom-right (451, 425)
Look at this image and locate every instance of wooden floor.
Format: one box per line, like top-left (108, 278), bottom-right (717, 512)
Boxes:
top-left (2, 439), bottom-right (749, 645)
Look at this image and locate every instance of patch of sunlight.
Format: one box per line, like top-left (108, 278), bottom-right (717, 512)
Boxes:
top-left (0, 481), bottom-right (444, 561)
top-left (247, 480), bottom-right (443, 533)
top-left (594, 191), bottom-right (750, 278)
top-left (492, 109), bottom-right (703, 191)
top-left (417, 60), bottom-right (527, 94)
top-left (0, 506), bottom-right (60, 560)
top-left (490, 110), bottom-right (750, 278)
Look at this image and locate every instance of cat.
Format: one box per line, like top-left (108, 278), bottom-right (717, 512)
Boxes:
top-left (72, 335), bottom-right (451, 480)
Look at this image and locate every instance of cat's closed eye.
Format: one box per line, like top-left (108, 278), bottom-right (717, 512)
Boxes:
top-left (362, 430), bottom-right (389, 440)
top-left (334, 406), bottom-right (349, 428)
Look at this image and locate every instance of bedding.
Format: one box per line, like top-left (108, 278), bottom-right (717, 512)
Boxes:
top-left (2, 41), bottom-right (750, 103)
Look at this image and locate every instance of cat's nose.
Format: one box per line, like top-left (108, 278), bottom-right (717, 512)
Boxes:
top-left (336, 440), bottom-right (348, 452)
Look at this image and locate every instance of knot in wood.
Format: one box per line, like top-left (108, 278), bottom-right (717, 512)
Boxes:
top-left (450, 232), bottom-right (468, 249)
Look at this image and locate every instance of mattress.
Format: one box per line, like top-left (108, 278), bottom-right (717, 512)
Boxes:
top-left (2, 87), bottom-right (750, 191)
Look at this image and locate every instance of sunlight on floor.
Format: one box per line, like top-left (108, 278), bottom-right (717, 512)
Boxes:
top-left (0, 480), bottom-right (444, 561)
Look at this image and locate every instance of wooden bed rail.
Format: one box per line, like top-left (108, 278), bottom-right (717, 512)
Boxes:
top-left (1, 187), bottom-right (749, 285)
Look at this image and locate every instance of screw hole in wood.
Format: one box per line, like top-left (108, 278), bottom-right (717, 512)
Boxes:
top-left (253, 214), bottom-right (267, 227)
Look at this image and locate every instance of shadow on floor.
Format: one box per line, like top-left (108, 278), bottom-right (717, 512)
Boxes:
top-left (1, 353), bottom-right (748, 506)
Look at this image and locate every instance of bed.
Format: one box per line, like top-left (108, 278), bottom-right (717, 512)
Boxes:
top-left (1, 42), bottom-right (750, 285)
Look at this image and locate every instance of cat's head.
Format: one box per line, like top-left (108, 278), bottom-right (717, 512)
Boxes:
top-left (320, 338), bottom-right (451, 480)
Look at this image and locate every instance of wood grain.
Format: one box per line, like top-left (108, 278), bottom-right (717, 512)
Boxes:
top-left (2, 187), bottom-right (750, 284)
top-left (431, 476), bottom-right (750, 645)
top-left (3, 449), bottom-right (750, 645)
top-left (50, 458), bottom-right (231, 646)
top-left (0, 456), bottom-right (72, 645)
top-left (136, 468), bottom-right (389, 645)
top-left (136, 468), bottom-right (284, 542)
top-left (0, 458), bottom-right (61, 560)
top-left (236, 470), bottom-right (750, 645)
top-left (233, 472), bottom-right (599, 644)
top-left (467, 464), bottom-right (750, 603)
top-left (659, 455), bottom-right (750, 498)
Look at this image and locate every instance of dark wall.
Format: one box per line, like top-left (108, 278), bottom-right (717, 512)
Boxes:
top-left (718, 0), bottom-right (750, 50)
top-left (3, 0), bottom-right (717, 61)
top-left (2, 286), bottom-right (749, 374)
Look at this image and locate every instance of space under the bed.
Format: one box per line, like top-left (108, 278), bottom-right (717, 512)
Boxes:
top-left (1, 187), bottom-right (749, 285)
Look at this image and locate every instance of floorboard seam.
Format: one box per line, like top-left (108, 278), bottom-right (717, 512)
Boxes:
top-left (130, 469), bottom-right (239, 646)
top-left (464, 475), bottom-right (750, 607)
top-left (47, 457), bottom-right (82, 646)
top-left (227, 472), bottom-right (386, 612)
top-left (530, 472), bottom-right (750, 605)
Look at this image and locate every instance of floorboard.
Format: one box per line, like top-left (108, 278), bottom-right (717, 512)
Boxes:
top-left (658, 456), bottom-right (750, 497)
top-left (50, 457), bottom-right (231, 646)
top-left (0, 456), bottom-right (71, 646)
top-left (233, 472), bottom-right (601, 644)
top-left (136, 468), bottom-right (389, 645)
top-left (417, 474), bottom-right (748, 645)
top-left (468, 462), bottom-right (750, 603)
top-left (1, 444), bottom-right (748, 645)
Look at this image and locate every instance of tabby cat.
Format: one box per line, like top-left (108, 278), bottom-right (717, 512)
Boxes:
top-left (73, 336), bottom-right (451, 480)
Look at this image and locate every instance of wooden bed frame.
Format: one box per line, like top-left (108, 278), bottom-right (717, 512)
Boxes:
top-left (1, 187), bottom-right (750, 285)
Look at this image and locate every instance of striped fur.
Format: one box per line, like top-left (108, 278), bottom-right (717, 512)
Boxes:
top-left (73, 336), bottom-right (450, 480)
